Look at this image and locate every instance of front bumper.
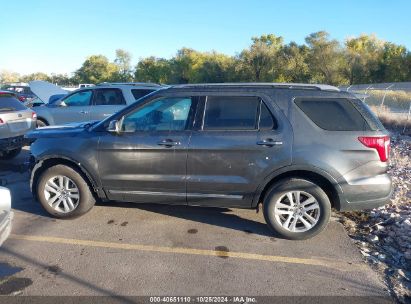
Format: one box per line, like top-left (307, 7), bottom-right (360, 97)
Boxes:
top-left (0, 135), bottom-right (31, 152)
top-left (337, 173), bottom-right (393, 211)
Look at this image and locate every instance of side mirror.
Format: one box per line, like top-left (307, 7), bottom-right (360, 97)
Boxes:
top-left (54, 100), bottom-right (67, 107)
top-left (107, 120), bottom-right (120, 134)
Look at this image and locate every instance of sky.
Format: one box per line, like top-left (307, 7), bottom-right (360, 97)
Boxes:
top-left (1, 0), bottom-right (410, 75)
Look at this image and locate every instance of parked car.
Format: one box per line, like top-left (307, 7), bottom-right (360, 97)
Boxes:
top-left (0, 92), bottom-right (37, 159)
top-left (1, 84), bottom-right (36, 102)
top-left (0, 186), bottom-right (12, 246)
top-left (32, 82), bottom-right (162, 127)
top-left (27, 83), bottom-right (392, 240)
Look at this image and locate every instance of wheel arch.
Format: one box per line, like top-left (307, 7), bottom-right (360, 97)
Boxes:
top-left (36, 116), bottom-right (49, 126)
top-left (253, 167), bottom-right (342, 210)
top-left (31, 156), bottom-right (105, 200)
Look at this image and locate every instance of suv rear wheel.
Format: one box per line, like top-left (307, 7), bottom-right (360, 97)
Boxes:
top-left (36, 165), bottom-right (95, 218)
top-left (263, 178), bottom-right (331, 240)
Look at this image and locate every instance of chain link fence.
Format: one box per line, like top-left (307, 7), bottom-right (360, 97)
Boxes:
top-left (339, 83), bottom-right (411, 134)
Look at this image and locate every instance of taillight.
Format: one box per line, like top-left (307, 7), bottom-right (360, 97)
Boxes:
top-left (358, 136), bottom-right (390, 162)
top-left (32, 112), bottom-right (37, 120)
top-left (0, 118), bottom-right (4, 125)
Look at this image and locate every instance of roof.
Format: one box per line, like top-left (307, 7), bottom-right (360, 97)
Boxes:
top-left (96, 82), bottom-right (163, 88)
top-left (170, 83), bottom-right (340, 92)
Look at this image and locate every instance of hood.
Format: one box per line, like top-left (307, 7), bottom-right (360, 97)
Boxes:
top-left (29, 81), bottom-right (69, 103)
top-left (26, 121), bottom-right (98, 139)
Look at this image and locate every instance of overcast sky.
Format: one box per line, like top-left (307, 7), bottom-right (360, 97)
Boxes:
top-left (1, 0), bottom-right (410, 75)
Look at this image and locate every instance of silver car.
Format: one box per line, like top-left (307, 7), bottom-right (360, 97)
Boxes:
top-left (33, 83), bottom-right (162, 127)
top-left (0, 186), bottom-right (12, 246)
top-left (0, 92), bottom-right (37, 160)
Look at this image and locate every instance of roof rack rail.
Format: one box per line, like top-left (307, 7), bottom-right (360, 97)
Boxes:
top-left (170, 83), bottom-right (339, 92)
top-left (96, 82), bottom-right (163, 87)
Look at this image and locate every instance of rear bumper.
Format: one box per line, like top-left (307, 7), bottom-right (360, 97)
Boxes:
top-left (337, 173), bottom-right (393, 211)
top-left (0, 135), bottom-right (31, 152)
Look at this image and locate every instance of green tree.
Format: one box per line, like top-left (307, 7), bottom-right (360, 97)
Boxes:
top-left (238, 34), bottom-right (284, 82)
top-left (344, 34), bottom-right (384, 84)
top-left (305, 31), bottom-right (347, 85)
top-left (19, 72), bottom-right (51, 83)
top-left (377, 42), bottom-right (408, 82)
top-left (279, 42), bottom-right (310, 83)
top-left (134, 57), bottom-right (173, 83)
top-left (114, 49), bottom-right (133, 82)
top-left (191, 51), bottom-right (236, 83)
top-left (0, 70), bottom-right (21, 84)
top-left (75, 55), bottom-right (119, 84)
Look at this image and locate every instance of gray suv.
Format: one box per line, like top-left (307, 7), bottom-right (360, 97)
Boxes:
top-left (28, 83), bottom-right (392, 240)
top-left (34, 83), bottom-right (162, 127)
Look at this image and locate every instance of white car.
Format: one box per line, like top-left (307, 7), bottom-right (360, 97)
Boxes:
top-left (0, 186), bottom-right (12, 246)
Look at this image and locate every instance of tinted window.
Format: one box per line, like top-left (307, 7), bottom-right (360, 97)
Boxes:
top-left (132, 89), bottom-right (155, 100)
top-left (295, 99), bottom-right (371, 131)
top-left (0, 97), bottom-right (27, 112)
top-left (203, 96), bottom-right (259, 130)
top-left (122, 97), bottom-right (192, 132)
top-left (351, 98), bottom-right (384, 131)
top-left (62, 91), bottom-right (92, 107)
top-left (94, 89), bottom-right (126, 105)
top-left (259, 102), bottom-right (277, 130)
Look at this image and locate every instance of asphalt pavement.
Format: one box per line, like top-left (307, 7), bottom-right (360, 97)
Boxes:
top-left (0, 149), bottom-right (391, 302)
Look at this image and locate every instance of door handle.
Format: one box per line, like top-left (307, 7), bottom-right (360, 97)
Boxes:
top-left (257, 139), bottom-right (283, 147)
top-left (157, 139), bottom-right (180, 147)
top-left (80, 111), bottom-right (89, 114)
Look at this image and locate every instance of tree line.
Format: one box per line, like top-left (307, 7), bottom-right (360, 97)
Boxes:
top-left (2, 31), bottom-right (411, 86)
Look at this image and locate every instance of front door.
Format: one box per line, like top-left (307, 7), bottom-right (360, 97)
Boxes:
top-left (187, 94), bottom-right (292, 208)
top-left (98, 96), bottom-right (197, 204)
top-left (51, 90), bottom-right (93, 124)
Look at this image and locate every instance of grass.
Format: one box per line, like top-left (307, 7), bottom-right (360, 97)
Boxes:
top-left (369, 105), bottom-right (411, 135)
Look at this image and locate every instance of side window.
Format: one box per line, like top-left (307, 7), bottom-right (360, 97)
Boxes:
top-left (121, 97), bottom-right (192, 132)
top-left (94, 89), bottom-right (126, 106)
top-left (295, 98), bottom-right (370, 131)
top-left (132, 89), bottom-right (156, 100)
top-left (62, 90), bottom-right (92, 107)
top-left (203, 96), bottom-right (259, 130)
top-left (259, 101), bottom-right (277, 130)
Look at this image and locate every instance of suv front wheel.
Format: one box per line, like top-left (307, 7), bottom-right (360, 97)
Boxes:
top-left (36, 165), bottom-right (95, 218)
top-left (263, 178), bottom-right (331, 240)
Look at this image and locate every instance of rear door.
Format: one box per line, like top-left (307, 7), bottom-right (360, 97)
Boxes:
top-left (187, 93), bottom-right (292, 208)
top-left (90, 88), bottom-right (127, 121)
top-left (51, 90), bottom-right (93, 124)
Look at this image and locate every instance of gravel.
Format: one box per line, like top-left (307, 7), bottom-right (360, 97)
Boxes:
top-left (339, 134), bottom-right (411, 303)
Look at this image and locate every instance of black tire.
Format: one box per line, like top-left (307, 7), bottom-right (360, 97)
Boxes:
top-left (263, 178), bottom-right (331, 240)
top-left (36, 165), bottom-right (95, 218)
top-left (0, 148), bottom-right (22, 160)
top-left (36, 119), bottom-right (48, 128)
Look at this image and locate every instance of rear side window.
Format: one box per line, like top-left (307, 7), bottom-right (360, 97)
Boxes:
top-left (94, 89), bottom-right (126, 105)
top-left (132, 89), bottom-right (156, 100)
top-left (203, 96), bottom-right (259, 130)
top-left (295, 98), bottom-right (371, 131)
top-left (0, 97), bottom-right (27, 112)
top-left (259, 102), bottom-right (277, 130)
